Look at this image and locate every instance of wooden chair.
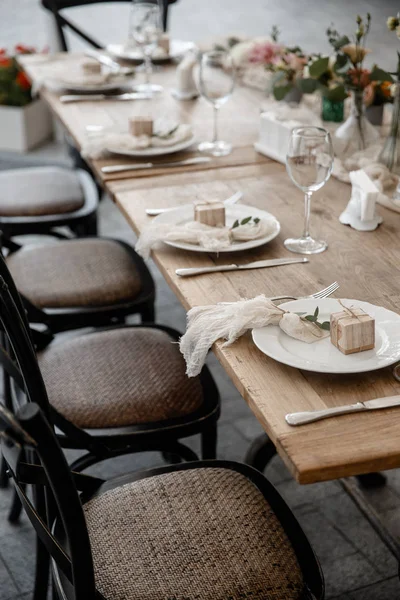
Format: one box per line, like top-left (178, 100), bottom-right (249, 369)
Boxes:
top-left (2, 234), bottom-right (155, 331)
top-left (0, 255), bottom-right (219, 511)
top-left (0, 376), bottom-right (323, 600)
top-left (0, 166), bottom-right (98, 238)
top-left (41, 0), bottom-right (179, 50)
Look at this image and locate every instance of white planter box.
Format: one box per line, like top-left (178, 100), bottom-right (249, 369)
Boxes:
top-left (0, 98), bottom-right (53, 152)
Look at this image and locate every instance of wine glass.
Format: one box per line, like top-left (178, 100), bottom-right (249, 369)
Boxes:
top-left (198, 50), bottom-right (235, 157)
top-left (129, 0), bottom-right (163, 94)
top-left (285, 126), bottom-right (334, 254)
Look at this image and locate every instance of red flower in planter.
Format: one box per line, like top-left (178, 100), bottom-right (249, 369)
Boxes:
top-left (15, 44), bottom-right (36, 55)
top-left (16, 71), bottom-right (31, 91)
top-left (0, 57), bottom-right (12, 68)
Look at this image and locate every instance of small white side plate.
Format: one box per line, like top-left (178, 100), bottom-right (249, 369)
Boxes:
top-left (152, 204), bottom-right (281, 253)
top-left (252, 298), bottom-right (400, 374)
top-left (106, 135), bottom-right (196, 158)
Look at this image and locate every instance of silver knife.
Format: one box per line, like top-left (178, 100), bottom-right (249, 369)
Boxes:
top-left (84, 49), bottom-right (135, 75)
top-left (286, 395), bottom-right (400, 426)
top-left (102, 157), bottom-right (211, 174)
top-left (60, 92), bottom-right (152, 103)
top-left (176, 257), bottom-right (308, 277)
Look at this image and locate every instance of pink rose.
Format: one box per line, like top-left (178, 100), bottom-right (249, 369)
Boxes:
top-left (248, 41), bottom-right (283, 66)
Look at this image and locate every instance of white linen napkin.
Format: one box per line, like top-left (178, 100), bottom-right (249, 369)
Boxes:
top-left (82, 124), bottom-right (193, 159)
top-left (135, 218), bottom-right (277, 257)
top-left (179, 296), bottom-right (329, 377)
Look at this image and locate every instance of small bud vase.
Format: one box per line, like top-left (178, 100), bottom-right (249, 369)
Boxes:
top-left (379, 82), bottom-right (400, 175)
top-left (321, 98), bottom-right (344, 123)
top-left (334, 89), bottom-right (380, 157)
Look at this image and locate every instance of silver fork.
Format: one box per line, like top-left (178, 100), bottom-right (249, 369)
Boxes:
top-left (270, 281), bottom-right (339, 302)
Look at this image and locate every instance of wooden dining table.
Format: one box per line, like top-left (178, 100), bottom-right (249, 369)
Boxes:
top-left (19, 52), bottom-right (400, 486)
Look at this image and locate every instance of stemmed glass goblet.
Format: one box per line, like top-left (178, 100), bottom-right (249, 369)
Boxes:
top-left (129, 0), bottom-right (163, 94)
top-left (198, 50), bottom-right (235, 157)
top-left (285, 126), bottom-right (334, 254)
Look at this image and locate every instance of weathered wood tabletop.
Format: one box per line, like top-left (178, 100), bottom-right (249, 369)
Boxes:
top-left (108, 163), bottom-right (400, 484)
top-left (20, 53), bottom-right (400, 484)
top-left (19, 53), bottom-right (269, 183)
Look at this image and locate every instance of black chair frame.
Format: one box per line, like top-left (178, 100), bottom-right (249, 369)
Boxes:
top-left (0, 264), bottom-right (219, 467)
top-left (0, 272), bottom-right (220, 596)
top-left (1, 235), bottom-right (156, 332)
top-left (0, 168), bottom-right (98, 239)
top-left (0, 402), bottom-right (325, 600)
top-left (42, 0), bottom-right (177, 51)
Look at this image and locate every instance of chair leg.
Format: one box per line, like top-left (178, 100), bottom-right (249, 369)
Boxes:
top-left (201, 422), bottom-right (218, 459)
top-left (33, 537), bottom-right (50, 600)
top-left (0, 455), bottom-right (9, 488)
top-left (141, 301), bottom-right (155, 323)
top-left (161, 451), bottom-right (182, 465)
top-left (244, 433), bottom-right (277, 473)
top-left (8, 485), bottom-right (24, 523)
top-left (356, 472), bottom-right (387, 488)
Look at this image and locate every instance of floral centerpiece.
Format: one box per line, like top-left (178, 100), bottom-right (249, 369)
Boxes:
top-left (0, 45), bottom-right (36, 107)
top-left (378, 15), bottom-right (400, 174)
top-left (246, 28), bottom-right (308, 102)
top-left (0, 44), bottom-right (52, 152)
top-left (301, 15), bottom-right (393, 129)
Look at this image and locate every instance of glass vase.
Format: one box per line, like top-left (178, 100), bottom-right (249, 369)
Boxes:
top-left (321, 97), bottom-right (344, 123)
top-left (334, 89), bottom-right (380, 157)
top-left (379, 82), bottom-right (400, 175)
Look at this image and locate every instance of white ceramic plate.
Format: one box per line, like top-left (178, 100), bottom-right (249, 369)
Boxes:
top-left (152, 203), bottom-right (281, 253)
top-left (106, 135), bottom-right (196, 157)
top-left (107, 40), bottom-right (195, 63)
top-left (48, 79), bottom-right (136, 94)
top-left (252, 298), bottom-right (400, 374)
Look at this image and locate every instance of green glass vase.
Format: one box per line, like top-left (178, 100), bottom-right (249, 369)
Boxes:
top-left (321, 97), bottom-right (344, 123)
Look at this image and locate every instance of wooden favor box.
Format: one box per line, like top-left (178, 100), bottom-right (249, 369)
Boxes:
top-left (194, 202), bottom-right (225, 227)
top-left (330, 308), bottom-right (375, 355)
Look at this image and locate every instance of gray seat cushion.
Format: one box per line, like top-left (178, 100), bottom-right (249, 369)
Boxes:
top-left (6, 239), bottom-right (142, 308)
top-left (83, 467), bottom-right (304, 600)
top-left (39, 327), bottom-right (204, 428)
top-left (0, 167), bottom-right (85, 216)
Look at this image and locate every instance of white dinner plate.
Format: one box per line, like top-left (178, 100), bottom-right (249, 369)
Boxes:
top-left (252, 298), bottom-right (400, 374)
top-left (106, 135), bottom-right (196, 157)
top-left (47, 79), bottom-right (136, 94)
top-left (152, 203), bottom-right (281, 253)
top-left (107, 40), bottom-right (195, 63)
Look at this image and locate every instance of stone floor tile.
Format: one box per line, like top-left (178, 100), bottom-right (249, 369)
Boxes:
top-left (0, 555), bottom-right (19, 600)
top-left (276, 478), bottom-right (341, 510)
top-left (294, 506), bottom-right (357, 563)
top-left (322, 552), bottom-right (383, 597)
top-left (348, 576), bottom-right (400, 600)
top-left (0, 526), bottom-right (35, 594)
top-left (338, 519), bottom-right (398, 578)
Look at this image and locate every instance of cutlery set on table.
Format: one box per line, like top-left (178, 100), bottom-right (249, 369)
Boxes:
top-left (43, 50), bottom-right (400, 429)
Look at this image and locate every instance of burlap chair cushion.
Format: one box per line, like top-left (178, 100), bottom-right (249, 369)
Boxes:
top-left (39, 327), bottom-right (204, 428)
top-left (0, 167), bottom-right (85, 216)
top-left (83, 467), bottom-right (305, 600)
top-left (6, 239), bottom-right (142, 308)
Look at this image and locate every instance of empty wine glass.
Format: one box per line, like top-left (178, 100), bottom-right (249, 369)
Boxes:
top-left (285, 126), bottom-right (334, 254)
top-left (129, 0), bottom-right (163, 94)
top-left (198, 50), bottom-right (235, 157)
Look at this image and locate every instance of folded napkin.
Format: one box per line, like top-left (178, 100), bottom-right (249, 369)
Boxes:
top-left (82, 123), bottom-right (193, 159)
top-left (179, 296), bottom-right (329, 377)
top-left (333, 153), bottom-right (400, 213)
top-left (32, 57), bottom-right (130, 93)
top-left (136, 218), bottom-right (277, 257)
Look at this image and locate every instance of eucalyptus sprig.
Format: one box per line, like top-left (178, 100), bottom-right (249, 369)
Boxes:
top-left (296, 306), bottom-right (330, 330)
top-left (231, 216), bottom-right (260, 229)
